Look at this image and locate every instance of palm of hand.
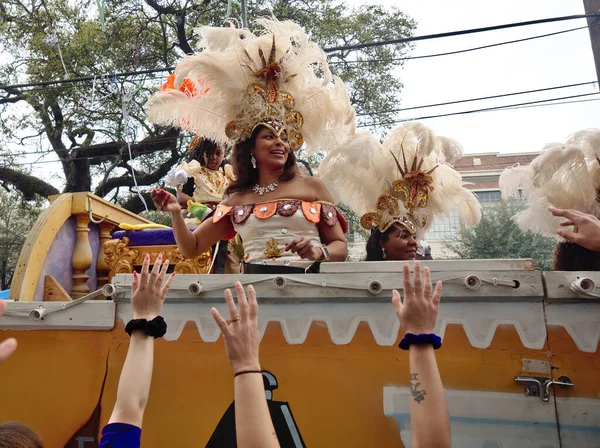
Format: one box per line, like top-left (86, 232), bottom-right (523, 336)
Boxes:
top-left (393, 262), bottom-right (441, 335)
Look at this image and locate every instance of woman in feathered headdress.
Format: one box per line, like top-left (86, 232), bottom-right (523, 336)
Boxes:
top-left (319, 122), bottom-right (481, 261)
top-left (499, 129), bottom-right (600, 271)
top-left (149, 19), bottom-right (356, 273)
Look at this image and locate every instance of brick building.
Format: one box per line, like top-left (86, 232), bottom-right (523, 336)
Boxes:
top-left (425, 152), bottom-right (540, 258)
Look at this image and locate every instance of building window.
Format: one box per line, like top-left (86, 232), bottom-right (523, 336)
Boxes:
top-left (475, 190), bottom-right (502, 203)
top-left (425, 208), bottom-right (462, 241)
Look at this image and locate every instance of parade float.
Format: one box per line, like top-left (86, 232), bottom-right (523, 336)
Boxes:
top-left (0, 191), bottom-right (597, 447)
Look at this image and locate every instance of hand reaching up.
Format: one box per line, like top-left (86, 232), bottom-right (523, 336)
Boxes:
top-left (0, 301), bottom-right (17, 364)
top-left (211, 282), bottom-right (261, 374)
top-left (392, 261), bottom-right (442, 334)
top-left (131, 254), bottom-right (174, 320)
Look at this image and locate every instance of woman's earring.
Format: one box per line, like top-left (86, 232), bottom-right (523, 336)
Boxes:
top-left (382, 247), bottom-right (387, 259)
top-left (251, 155), bottom-right (257, 169)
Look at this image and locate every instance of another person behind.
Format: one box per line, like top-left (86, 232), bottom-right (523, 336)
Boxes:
top-left (319, 124), bottom-right (480, 262)
top-left (165, 137), bottom-right (242, 274)
top-left (500, 129), bottom-right (600, 271)
top-left (148, 20), bottom-right (355, 274)
top-left (174, 137), bottom-right (230, 211)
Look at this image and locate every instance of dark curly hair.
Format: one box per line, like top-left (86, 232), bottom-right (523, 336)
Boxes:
top-left (365, 226), bottom-right (398, 261)
top-left (225, 125), bottom-right (299, 196)
top-left (187, 138), bottom-right (227, 169)
top-left (553, 241), bottom-right (600, 271)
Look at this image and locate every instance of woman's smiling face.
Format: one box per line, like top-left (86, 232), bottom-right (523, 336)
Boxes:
top-left (381, 224), bottom-right (418, 260)
top-left (252, 126), bottom-right (290, 170)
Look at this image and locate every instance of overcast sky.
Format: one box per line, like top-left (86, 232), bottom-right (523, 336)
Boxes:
top-left (19, 0), bottom-right (600, 185)
top-left (351, 0), bottom-right (599, 154)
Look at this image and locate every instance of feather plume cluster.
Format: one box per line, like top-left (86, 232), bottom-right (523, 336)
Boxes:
top-left (319, 122), bottom-right (481, 239)
top-left (500, 128), bottom-right (600, 237)
top-left (147, 19), bottom-right (355, 153)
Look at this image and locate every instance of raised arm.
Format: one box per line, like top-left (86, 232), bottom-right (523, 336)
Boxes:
top-left (152, 189), bottom-right (232, 258)
top-left (107, 254), bottom-right (173, 428)
top-left (211, 283), bottom-right (280, 448)
top-left (393, 261), bottom-right (450, 448)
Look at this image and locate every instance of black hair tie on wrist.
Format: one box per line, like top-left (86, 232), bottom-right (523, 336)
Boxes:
top-left (125, 316), bottom-right (167, 339)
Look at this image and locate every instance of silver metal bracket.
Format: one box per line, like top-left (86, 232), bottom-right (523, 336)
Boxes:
top-left (515, 375), bottom-right (574, 402)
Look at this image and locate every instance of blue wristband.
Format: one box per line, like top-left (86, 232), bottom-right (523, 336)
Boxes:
top-left (398, 333), bottom-right (442, 350)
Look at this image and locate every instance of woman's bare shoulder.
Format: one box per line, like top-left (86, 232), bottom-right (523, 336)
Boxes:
top-left (300, 176), bottom-right (335, 202)
top-left (220, 190), bottom-right (251, 207)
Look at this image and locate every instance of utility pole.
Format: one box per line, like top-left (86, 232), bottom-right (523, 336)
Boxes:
top-left (583, 0), bottom-right (600, 85)
top-left (241, 0), bottom-right (248, 28)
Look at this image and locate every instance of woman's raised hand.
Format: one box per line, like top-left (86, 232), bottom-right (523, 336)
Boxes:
top-left (152, 189), bottom-right (181, 214)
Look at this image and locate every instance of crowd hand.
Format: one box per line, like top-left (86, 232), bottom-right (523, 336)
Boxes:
top-left (211, 282), bottom-right (261, 374)
top-left (0, 301), bottom-right (17, 363)
top-left (285, 237), bottom-right (321, 260)
top-left (549, 206), bottom-right (600, 251)
top-left (131, 254), bottom-right (174, 320)
top-left (392, 261), bottom-right (442, 334)
top-left (152, 189), bottom-right (181, 214)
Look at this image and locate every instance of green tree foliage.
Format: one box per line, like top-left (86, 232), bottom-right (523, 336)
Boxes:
top-left (0, 190), bottom-right (44, 289)
top-left (444, 201), bottom-right (557, 271)
top-left (0, 0), bottom-right (415, 211)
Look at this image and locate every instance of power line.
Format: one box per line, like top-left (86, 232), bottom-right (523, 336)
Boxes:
top-left (330, 25), bottom-right (590, 65)
top-left (8, 25), bottom-right (592, 95)
top-left (358, 92), bottom-right (600, 128)
top-left (324, 12), bottom-right (600, 52)
top-left (2, 13), bottom-right (599, 91)
top-left (9, 94), bottom-right (600, 167)
top-left (357, 81), bottom-right (598, 116)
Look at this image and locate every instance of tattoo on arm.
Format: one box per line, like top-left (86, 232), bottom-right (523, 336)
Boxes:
top-left (410, 373), bottom-right (427, 404)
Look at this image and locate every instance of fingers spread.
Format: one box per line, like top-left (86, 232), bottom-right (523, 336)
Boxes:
top-left (140, 254), bottom-right (150, 285)
top-left (211, 307), bottom-right (231, 338)
top-left (413, 261), bottom-right (422, 296)
top-left (432, 281), bottom-right (443, 307)
top-left (247, 284), bottom-right (258, 320)
top-left (150, 254), bottom-right (163, 281)
top-left (391, 289), bottom-right (402, 316)
top-left (423, 266), bottom-right (433, 299)
top-left (402, 263), bottom-right (413, 299)
top-left (235, 282), bottom-right (249, 321)
top-left (156, 259), bottom-right (169, 290)
top-left (224, 288), bottom-right (239, 320)
top-left (160, 272), bottom-right (176, 299)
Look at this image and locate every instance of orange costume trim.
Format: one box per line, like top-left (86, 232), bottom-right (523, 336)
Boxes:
top-left (213, 200), bottom-right (348, 238)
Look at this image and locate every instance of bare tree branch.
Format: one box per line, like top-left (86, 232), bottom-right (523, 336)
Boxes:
top-left (0, 167), bottom-right (59, 200)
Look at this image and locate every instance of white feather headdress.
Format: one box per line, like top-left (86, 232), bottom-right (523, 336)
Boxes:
top-left (319, 122), bottom-right (481, 239)
top-left (147, 19), bottom-right (355, 153)
top-left (499, 129), bottom-right (600, 237)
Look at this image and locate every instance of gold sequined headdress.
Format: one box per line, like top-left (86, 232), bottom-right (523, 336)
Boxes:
top-left (319, 123), bottom-right (481, 238)
top-left (500, 129), bottom-right (600, 237)
top-left (147, 19), bottom-right (355, 153)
